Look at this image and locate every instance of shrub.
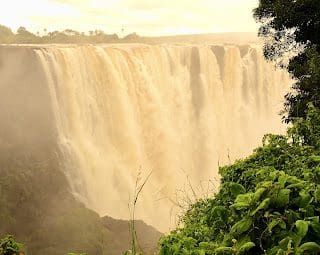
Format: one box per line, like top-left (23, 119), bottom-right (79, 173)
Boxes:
top-left (0, 235), bottom-right (23, 255)
top-left (159, 104), bottom-right (320, 254)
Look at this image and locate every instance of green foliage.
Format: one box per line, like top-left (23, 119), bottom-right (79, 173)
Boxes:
top-left (0, 25), bottom-right (14, 43)
top-left (0, 24), bottom-right (126, 44)
top-left (159, 105), bottom-right (320, 254)
top-left (0, 235), bottom-right (23, 255)
top-left (254, 0), bottom-right (320, 122)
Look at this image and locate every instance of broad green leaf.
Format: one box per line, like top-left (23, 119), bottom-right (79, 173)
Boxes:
top-left (298, 190), bottom-right (312, 207)
top-left (310, 155), bottom-right (320, 163)
top-left (309, 222), bottom-right (320, 237)
top-left (296, 220), bottom-right (309, 238)
top-left (229, 182), bottom-right (246, 197)
top-left (298, 242), bottom-right (320, 253)
top-left (286, 176), bottom-right (301, 184)
top-left (274, 249), bottom-right (285, 255)
top-left (258, 181), bottom-right (273, 189)
top-left (253, 188), bottom-right (266, 202)
top-left (212, 206), bottom-right (228, 219)
top-left (198, 250), bottom-right (205, 255)
top-left (307, 216), bottom-right (319, 223)
top-left (233, 236), bottom-right (250, 250)
top-left (234, 193), bottom-right (254, 204)
top-left (278, 237), bottom-right (292, 250)
top-left (271, 189), bottom-right (290, 207)
top-left (268, 171), bottom-right (279, 182)
top-left (199, 242), bottom-right (216, 250)
top-left (286, 182), bottom-right (305, 190)
top-left (268, 218), bottom-right (281, 232)
top-left (231, 193), bottom-right (254, 209)
top-left (315, 187), bottom-right (320, 202)
top-left (250, 198), bottom-right (270, 216)
top-left (230, 202), bottom-right (250, 210)
top-left (230, 217), bottom-right (252, 237)
top-left (214, 246), bottom-right (233, 254)
top-left (238, 242), bottom-right (255, 254)
top-left (278, 174), bottom-right (289, 187)
top-left (295, 220), bottom-right (309, 247)
top-left (279, 220), bottom-right (286, 230)
top-left (304, 205), bottom-right (315, 217)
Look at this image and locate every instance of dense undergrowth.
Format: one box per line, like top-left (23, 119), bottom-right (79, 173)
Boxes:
top-left (159, 104), bottom-right (320, 255)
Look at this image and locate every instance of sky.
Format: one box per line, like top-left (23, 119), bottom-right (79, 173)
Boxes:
top-left (0, 0), bottom-right (260, 36)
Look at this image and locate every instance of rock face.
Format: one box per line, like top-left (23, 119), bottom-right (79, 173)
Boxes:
top-left (102, 216), bottom-right (162, 255)
top-left (0, 159), bottom-right (161, 255)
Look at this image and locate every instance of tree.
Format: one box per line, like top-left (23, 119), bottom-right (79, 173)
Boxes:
top-left (0, 25), bottom-right (13, 37)
top-left (17, 27), bottom-right (30, 36)
top-left (254, 0), bottom-right (320, 123)
top-left (0, 25), bottom-right (14, 43)
top-left (16, 26), bottom-right (38, 43)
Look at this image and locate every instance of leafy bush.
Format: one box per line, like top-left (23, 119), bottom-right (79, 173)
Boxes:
top-left (0, 235), bottom-right (23, 255)
top-left (159, 104), bottom-right (320, 254)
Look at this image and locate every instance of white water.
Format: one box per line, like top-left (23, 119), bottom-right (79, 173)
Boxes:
top-left (33, 44), bottom-right (290, 231)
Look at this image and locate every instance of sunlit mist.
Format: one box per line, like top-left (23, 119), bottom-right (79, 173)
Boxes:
top-left (0, 0), bottom-right (259, 36)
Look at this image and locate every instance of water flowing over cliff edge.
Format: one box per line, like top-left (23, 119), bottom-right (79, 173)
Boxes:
top-left (0, 43), bottom-right (291, 231)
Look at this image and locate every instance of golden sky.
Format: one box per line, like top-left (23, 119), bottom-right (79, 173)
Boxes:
top-left (0, 0), bottom-right (259, 36)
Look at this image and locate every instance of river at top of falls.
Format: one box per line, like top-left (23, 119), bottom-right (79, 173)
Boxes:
top-left (33, 43), bottom-right (291, 231)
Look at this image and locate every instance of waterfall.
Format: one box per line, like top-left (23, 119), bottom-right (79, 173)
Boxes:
top-left (0, 44), bottom-right (291, 231)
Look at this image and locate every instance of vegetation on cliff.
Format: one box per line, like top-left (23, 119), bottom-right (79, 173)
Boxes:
top-left (0, 156), bottom-right (161, 255)
top-left (160, 1), bottom-right (320, 254)
top-left (0, 157), bottom-right (108, 255)
top-left (159, 104), bottom-right (320, 254)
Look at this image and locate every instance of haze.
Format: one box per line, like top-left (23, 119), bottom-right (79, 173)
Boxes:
top-left (0, 0), bottom-right (259, 36)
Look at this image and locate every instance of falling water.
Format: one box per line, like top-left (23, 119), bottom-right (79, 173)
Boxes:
top-left (0, 44), bottom-right (291, 231)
